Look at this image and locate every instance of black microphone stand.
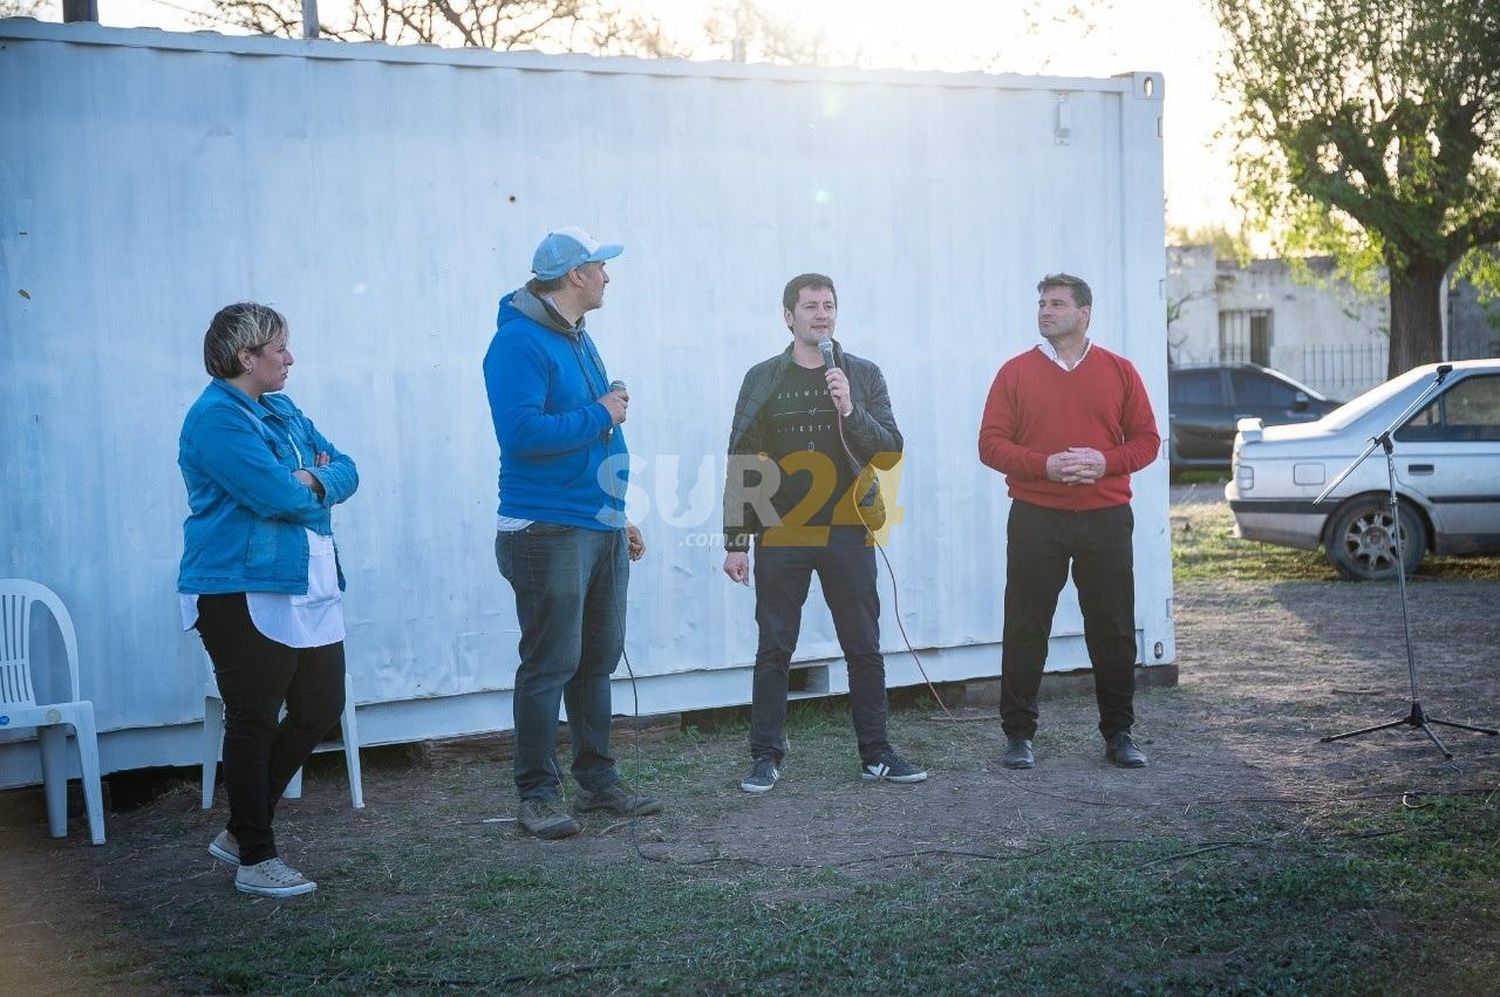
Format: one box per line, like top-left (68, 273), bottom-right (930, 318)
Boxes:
top-left (1313, 364), bottom-right (1498, 759)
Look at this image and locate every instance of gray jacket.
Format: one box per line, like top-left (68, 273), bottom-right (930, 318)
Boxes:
top-left (722, 339), bottom-right (902, 551)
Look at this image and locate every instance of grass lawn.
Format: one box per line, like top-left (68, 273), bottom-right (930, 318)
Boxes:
top-left (11, 496), bottom-right (1497, 995)
top-left (65, 696), bottom-right (1500, 995)
top-left (1171, 501), bottom-right (1500, 584)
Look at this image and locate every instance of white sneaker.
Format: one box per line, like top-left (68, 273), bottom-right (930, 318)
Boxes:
top-left (234, 857), bottom-right (317, 898)
top-left (208, 830), bottom-right (240, 867)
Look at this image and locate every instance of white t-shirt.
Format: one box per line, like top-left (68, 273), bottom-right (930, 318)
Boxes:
top-left (180, 529), bottom-right (345, 648)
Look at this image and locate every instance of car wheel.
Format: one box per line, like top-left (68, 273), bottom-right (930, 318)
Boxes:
top-left (1325, 497), bottom-right (1426, 581)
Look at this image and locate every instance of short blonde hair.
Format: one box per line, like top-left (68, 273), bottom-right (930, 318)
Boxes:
top-left (203, 302), bottom-right (287, 379)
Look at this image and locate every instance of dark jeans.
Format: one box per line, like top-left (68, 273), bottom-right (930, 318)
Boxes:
top-left (1001, 500), bottom-right (1137, 741)
top-left (495, 524), bottom-right (627, 801)
top-left (195, 593), bottom-right (345, 867)
top-left (751, 525), bottom-right (890, 765)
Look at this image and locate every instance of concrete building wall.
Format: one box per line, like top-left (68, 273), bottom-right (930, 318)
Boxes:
top-left (1168, 247), bottom-right (1500, 398)
top-left (1167, 247), bottom-right (1388, 399)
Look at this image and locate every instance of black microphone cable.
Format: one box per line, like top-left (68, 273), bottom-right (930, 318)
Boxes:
top-left (817, 338), bottom-right (965, 724)
top-left (598, 384), bottom-right (655, 857)
top-left (817, 337), bottom-right (997, 765)
top-left (822, 352), bottom-right (967, 730)
top-left (611, 524), bottom-right (647, 847)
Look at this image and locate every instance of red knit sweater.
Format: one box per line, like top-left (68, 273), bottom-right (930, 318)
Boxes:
top-left (978, 344), bottom-right (1160, 510)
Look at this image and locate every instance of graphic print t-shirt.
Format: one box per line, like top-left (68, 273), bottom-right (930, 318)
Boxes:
top-left (760, 362), bottom-right (855, 527)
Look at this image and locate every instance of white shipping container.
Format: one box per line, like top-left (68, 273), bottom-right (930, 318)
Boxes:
top-left (0, 19), bottom-right (1173, 787)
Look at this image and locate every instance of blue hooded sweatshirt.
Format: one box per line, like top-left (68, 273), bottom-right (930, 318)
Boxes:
top-left (482, 285), bottom-right (628, 530)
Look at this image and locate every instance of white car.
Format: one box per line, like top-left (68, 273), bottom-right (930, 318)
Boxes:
top-left (1226, 359), bottom-right (1500, 579)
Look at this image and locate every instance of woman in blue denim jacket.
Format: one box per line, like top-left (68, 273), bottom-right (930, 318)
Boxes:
top-left (178, 302), bottom-right (358, 898)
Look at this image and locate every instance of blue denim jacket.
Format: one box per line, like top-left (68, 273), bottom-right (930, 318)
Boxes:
top-left (177, 379), bottom-right (359, 595)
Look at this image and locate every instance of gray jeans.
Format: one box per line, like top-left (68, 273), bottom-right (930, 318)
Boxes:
top-left (496, 524), bottom-right (628, 800)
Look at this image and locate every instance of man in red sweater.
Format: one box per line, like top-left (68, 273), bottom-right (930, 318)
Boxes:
top-left (978, 274), bottom-right (1160, 769)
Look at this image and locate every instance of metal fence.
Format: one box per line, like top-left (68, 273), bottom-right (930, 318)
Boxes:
top-left (1170, 342), bottom-right (1390, 401)
top-left (1298, 343), bottom-right (1388, 400)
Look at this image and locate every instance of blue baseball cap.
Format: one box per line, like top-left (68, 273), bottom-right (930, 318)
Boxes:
top-left (531, 226), bottom-right (624, 280)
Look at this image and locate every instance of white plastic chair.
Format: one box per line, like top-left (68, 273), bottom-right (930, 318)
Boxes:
top-left (200, 654), bottom-right (365, 809)
top-left (0, 579), bottom-right (106, 845)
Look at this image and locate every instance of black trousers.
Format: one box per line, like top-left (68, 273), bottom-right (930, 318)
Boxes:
top-left (750, 526), bottom-right (891, 765)
top-left (195, 593), bottom-right (345, 866)
top-left (1001, 500), bottom-right (1137, 741)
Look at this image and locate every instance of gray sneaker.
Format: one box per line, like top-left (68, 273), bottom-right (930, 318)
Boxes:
top-left (740, 756), bottom-right (781, 794)
top-left (517, 797), bottom-right (581, 839)
top-left (1002, 736), bottom-right (1036, 769)
top-left (573, 782), bottom-right (663, 817)
top-left (860, 749), bottom-right (928, 784)
top-left (235, 857), bottom-right (316, 898)
top-left (1105, 732), bottom-right (1148, 768)
top-left (208, 829), bottom-right (240, 866)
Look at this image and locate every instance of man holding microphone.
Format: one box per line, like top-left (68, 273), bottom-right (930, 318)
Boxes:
top-left (722, 273), bottom-right (926, 794)
top-left (483, 227), bottom-right (658, 838)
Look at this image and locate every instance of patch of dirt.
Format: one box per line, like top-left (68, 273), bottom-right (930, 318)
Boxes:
top-left (649, 576), bottom-right (1500, 875)
top-left (1, 575), bottom-right (1497, 990)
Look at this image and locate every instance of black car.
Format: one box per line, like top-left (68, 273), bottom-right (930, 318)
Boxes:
top-left (1168, 363), bottom-right (1340, 473)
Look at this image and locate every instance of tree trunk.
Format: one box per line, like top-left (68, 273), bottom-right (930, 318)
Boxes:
top-left (61, 0), bottom-right (97, 21)
top-left (1386, 255), bottom-right (1447, 378)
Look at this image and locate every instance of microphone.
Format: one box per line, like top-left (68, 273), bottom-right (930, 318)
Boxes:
top-left (605, 379), bottom-right (627, 441)
top-left (818, 338), bottom-right (851, 423)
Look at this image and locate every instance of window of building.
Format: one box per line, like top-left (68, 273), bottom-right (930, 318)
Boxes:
top-left (1219, 309), bottom-right (1272, 366)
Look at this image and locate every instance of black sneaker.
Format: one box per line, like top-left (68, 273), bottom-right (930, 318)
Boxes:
top-left (573, 781), bottom-right (663, 817)
top-left (1105, 732), bottom-right (1148, 768)
top-left (740, 756), bottom-right (781, 794)
top-left (860, 749), bottom-right (928, 783)
top-left (1001, 736), bottom-right (1035, 769)
top-left (517, 797), bottom-right (581, 839)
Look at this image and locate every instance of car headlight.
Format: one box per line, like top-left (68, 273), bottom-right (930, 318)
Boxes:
top-left (1237, 464), bottom-right (1254, 491)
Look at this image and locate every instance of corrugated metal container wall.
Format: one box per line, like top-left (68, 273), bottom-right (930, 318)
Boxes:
top-left (0, 21), bottom-right (1172, 784)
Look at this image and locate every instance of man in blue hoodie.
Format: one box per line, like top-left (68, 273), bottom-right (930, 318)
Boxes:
top-left (484, 227), bottom-right (659, 839)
